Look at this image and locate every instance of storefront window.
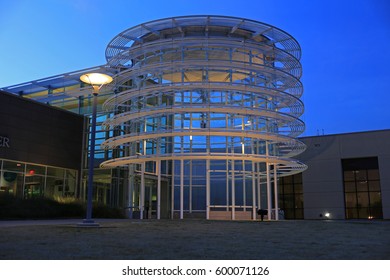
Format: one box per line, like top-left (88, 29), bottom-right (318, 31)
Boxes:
top-left (0, 159), bottom-right (77, 200)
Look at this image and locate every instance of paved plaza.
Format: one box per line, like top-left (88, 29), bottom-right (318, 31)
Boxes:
top-left (0, 219), bottom-right (389, 259)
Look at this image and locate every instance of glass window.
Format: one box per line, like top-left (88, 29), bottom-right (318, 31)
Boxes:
top-left (294, 194), bottom-right (304, 208)
top-left (3, 160), bottom-right (25, 173)
top-left (26, 164), bottom-right (46, 176)
top-left (368, 181), bottom-right (381, 192)
top-left (282, 176), bottom-right (292, 184)
top-left (369, 192), bottom-right (382, 207)
top-left (355, 170), bottom-right (367, 181)
top-left (345, 193), bottom-right (356, 208)
top-left (1, 171), bottom-right (24, 198)
top-left (278, 174), bottom-right (304, 219)
top-left (342, 157), bottom-right (382, 219)
top-left (343, 170), bottom-right (355, 181)
top-left (294, 183), bottom-right (303, 194)
top-left (370, 207), bottom-right (383, 219)
top-left (344, 182), bottom-right (356, 192)
top-left (24, 175), bottom-right (44, 198)
top-left (357, 192), bottom-right (369, 208)
top-left (358, 207), bottom-right (369, 219)
top-left (293, 174), bottom-right (302, 184)
top-left (356, 181), bottom-right (368, 192)
top-left (367, 169), bottom-right (380, 180)
top-left (283, 184), bottom-right (294, 195)
top-left (282, 194), bottom-right (294, 209)
top-left (47, 167), bottom-right (65, 178)
top-left (1, 159), bottom-right (78, 201)
top-left (346, 208), bottom-right (358, 219)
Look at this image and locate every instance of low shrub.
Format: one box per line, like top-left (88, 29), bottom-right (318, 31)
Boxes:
top-left (0, 195), bottom-right (125, 219)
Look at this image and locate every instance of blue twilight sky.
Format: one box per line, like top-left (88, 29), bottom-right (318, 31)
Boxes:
top-left (0, 0), bottom-right (389, 137)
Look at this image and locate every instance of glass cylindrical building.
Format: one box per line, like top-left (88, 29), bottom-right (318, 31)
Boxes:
top-left (100, 16), bottom-right (306, 220)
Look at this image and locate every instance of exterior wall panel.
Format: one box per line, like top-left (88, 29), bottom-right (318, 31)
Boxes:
top-left (299, 130), bottom-right (390, 219)
top-left (0, 90), bottom-right (84, 170)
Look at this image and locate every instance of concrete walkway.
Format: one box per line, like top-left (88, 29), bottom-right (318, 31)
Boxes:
top-left (0, 219), bottom-right (389, 259)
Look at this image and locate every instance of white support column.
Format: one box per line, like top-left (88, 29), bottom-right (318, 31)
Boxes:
top-left (206, 159), bottom-right (210, 219)
top-left (189, 160), bottom-right (192, 213)
top-left (226, 160), bottom-right (229, 212)
top-left (232, 159), bottom-right (235, 220)
top-left (250, 119), bottom-right (256, 220)
top-left (256, 140), bottom-right (261, 213)
top-left (266, 141), bottom-right (271, 221)
top-left (241, 117), bottom-right (246, 212)
top-left (140, 162), bottom-right (145, 220)
top-left (180, 159), bottom-right (184, 219)
top-left (257, 163), bottom-right (261, 212)
top-left (171, 160), bottom-right (175, 219)
top-left (266, 162), bottom-right (271, 221)
top-left (189, 114), bottom-right (193, 213)
top-left (252, 162), bottom-right (256, 220)
top-left (206, 107), bottom-right (211, 219)
top-left (127, 164), bottom-right (134, 219)
top-left (140, 121), bottom-right (147, 220)
top-left (225, 114), bottom-right (229, 212)
top-left (157, 159), bottom-right (161, 220)
top-left (274, 165), bottom-right (279, 221)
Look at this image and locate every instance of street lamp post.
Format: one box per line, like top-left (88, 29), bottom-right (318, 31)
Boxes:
top-left (78, 73), bottom-right (113, 227)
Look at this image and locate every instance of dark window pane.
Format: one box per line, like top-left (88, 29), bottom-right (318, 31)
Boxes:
top-left (294, 183), bottom-right (303, 194)
top-left (283, 184), bottom-right (294, 194)
top-left (278, 197), bottom-right (284, 207)
top-left (368, 181), bottom-right (381, 192)
top-left (343, 171), bottom-right (355, 181)
top-left (47, 167), bottom-right (65, 178)
top-left (295, 194), bottom-right (304, 208)
top-left (367, 169), bottom-right (380, 180)
top-left (283, 209), bottom-right (295, 219)
top-left (346, 208), bottom-right (358, 219)
top-left (283, 176), bottom-right (293, 184)
top-left (358, 207), bottom-right (369, 219)
top-left (369, 192), bottom-right (382, 207)
top-left (283, 194), bottom-right (294, 209)
top-left (342, 157), bottom-right (378, 170)
top-left (356, 181), bottom-right (368, 192)
top-left (344, 182), bottom-right (356, 192)
top-left (345, 193), bottom-right (357, 208)
top-left (342, 158), bottom-right (382, 219)
top-left (369, 207), bottom-right (383, 219)
top-left (357, 192), bottom-right (369, 208)
top-left (293, 174), bottom-right (302, 184)
top-left (3, 161), bottom-right (25, 173)
top-left (355, 170), bottom-right (367, 181)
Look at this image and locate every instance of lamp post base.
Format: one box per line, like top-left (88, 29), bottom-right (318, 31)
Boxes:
top-left (77, 219), bottom-right (100, 227)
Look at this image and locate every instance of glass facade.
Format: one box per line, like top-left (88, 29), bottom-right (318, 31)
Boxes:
top-left (278, 174), bottom-right (304, 219)
top-left (342, 157), bottom-right (383, 219)
top-left (100, 16), bottom-right (306, 220)
top-left (1, 16), bottom-right (307, 220)
top-left (0, 159), bottom-right (77, 200)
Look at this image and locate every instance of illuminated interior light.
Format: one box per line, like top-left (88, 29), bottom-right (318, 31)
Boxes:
top-left (324, 212), bottom-right (330, 218)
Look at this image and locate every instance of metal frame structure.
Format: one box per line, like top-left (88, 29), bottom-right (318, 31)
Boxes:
top-left (1, 16), bottom-right (306, 221)
top-left (100, 16), bottom-right (307, 220)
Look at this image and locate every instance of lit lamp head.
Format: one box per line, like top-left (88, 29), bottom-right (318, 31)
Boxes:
top-left (80, 73), bottom-right (113, 95)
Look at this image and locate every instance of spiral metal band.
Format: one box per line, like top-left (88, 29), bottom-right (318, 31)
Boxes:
top-left (100, 15), bottom-right (306, 177)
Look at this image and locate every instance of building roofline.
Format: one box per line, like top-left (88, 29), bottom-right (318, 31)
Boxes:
top-left (0, 89), bottom-right (84, 118)
top-left (0, 64), bottom-right (116, 96)
top-left (300, 129), bottom-right (390, 139)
